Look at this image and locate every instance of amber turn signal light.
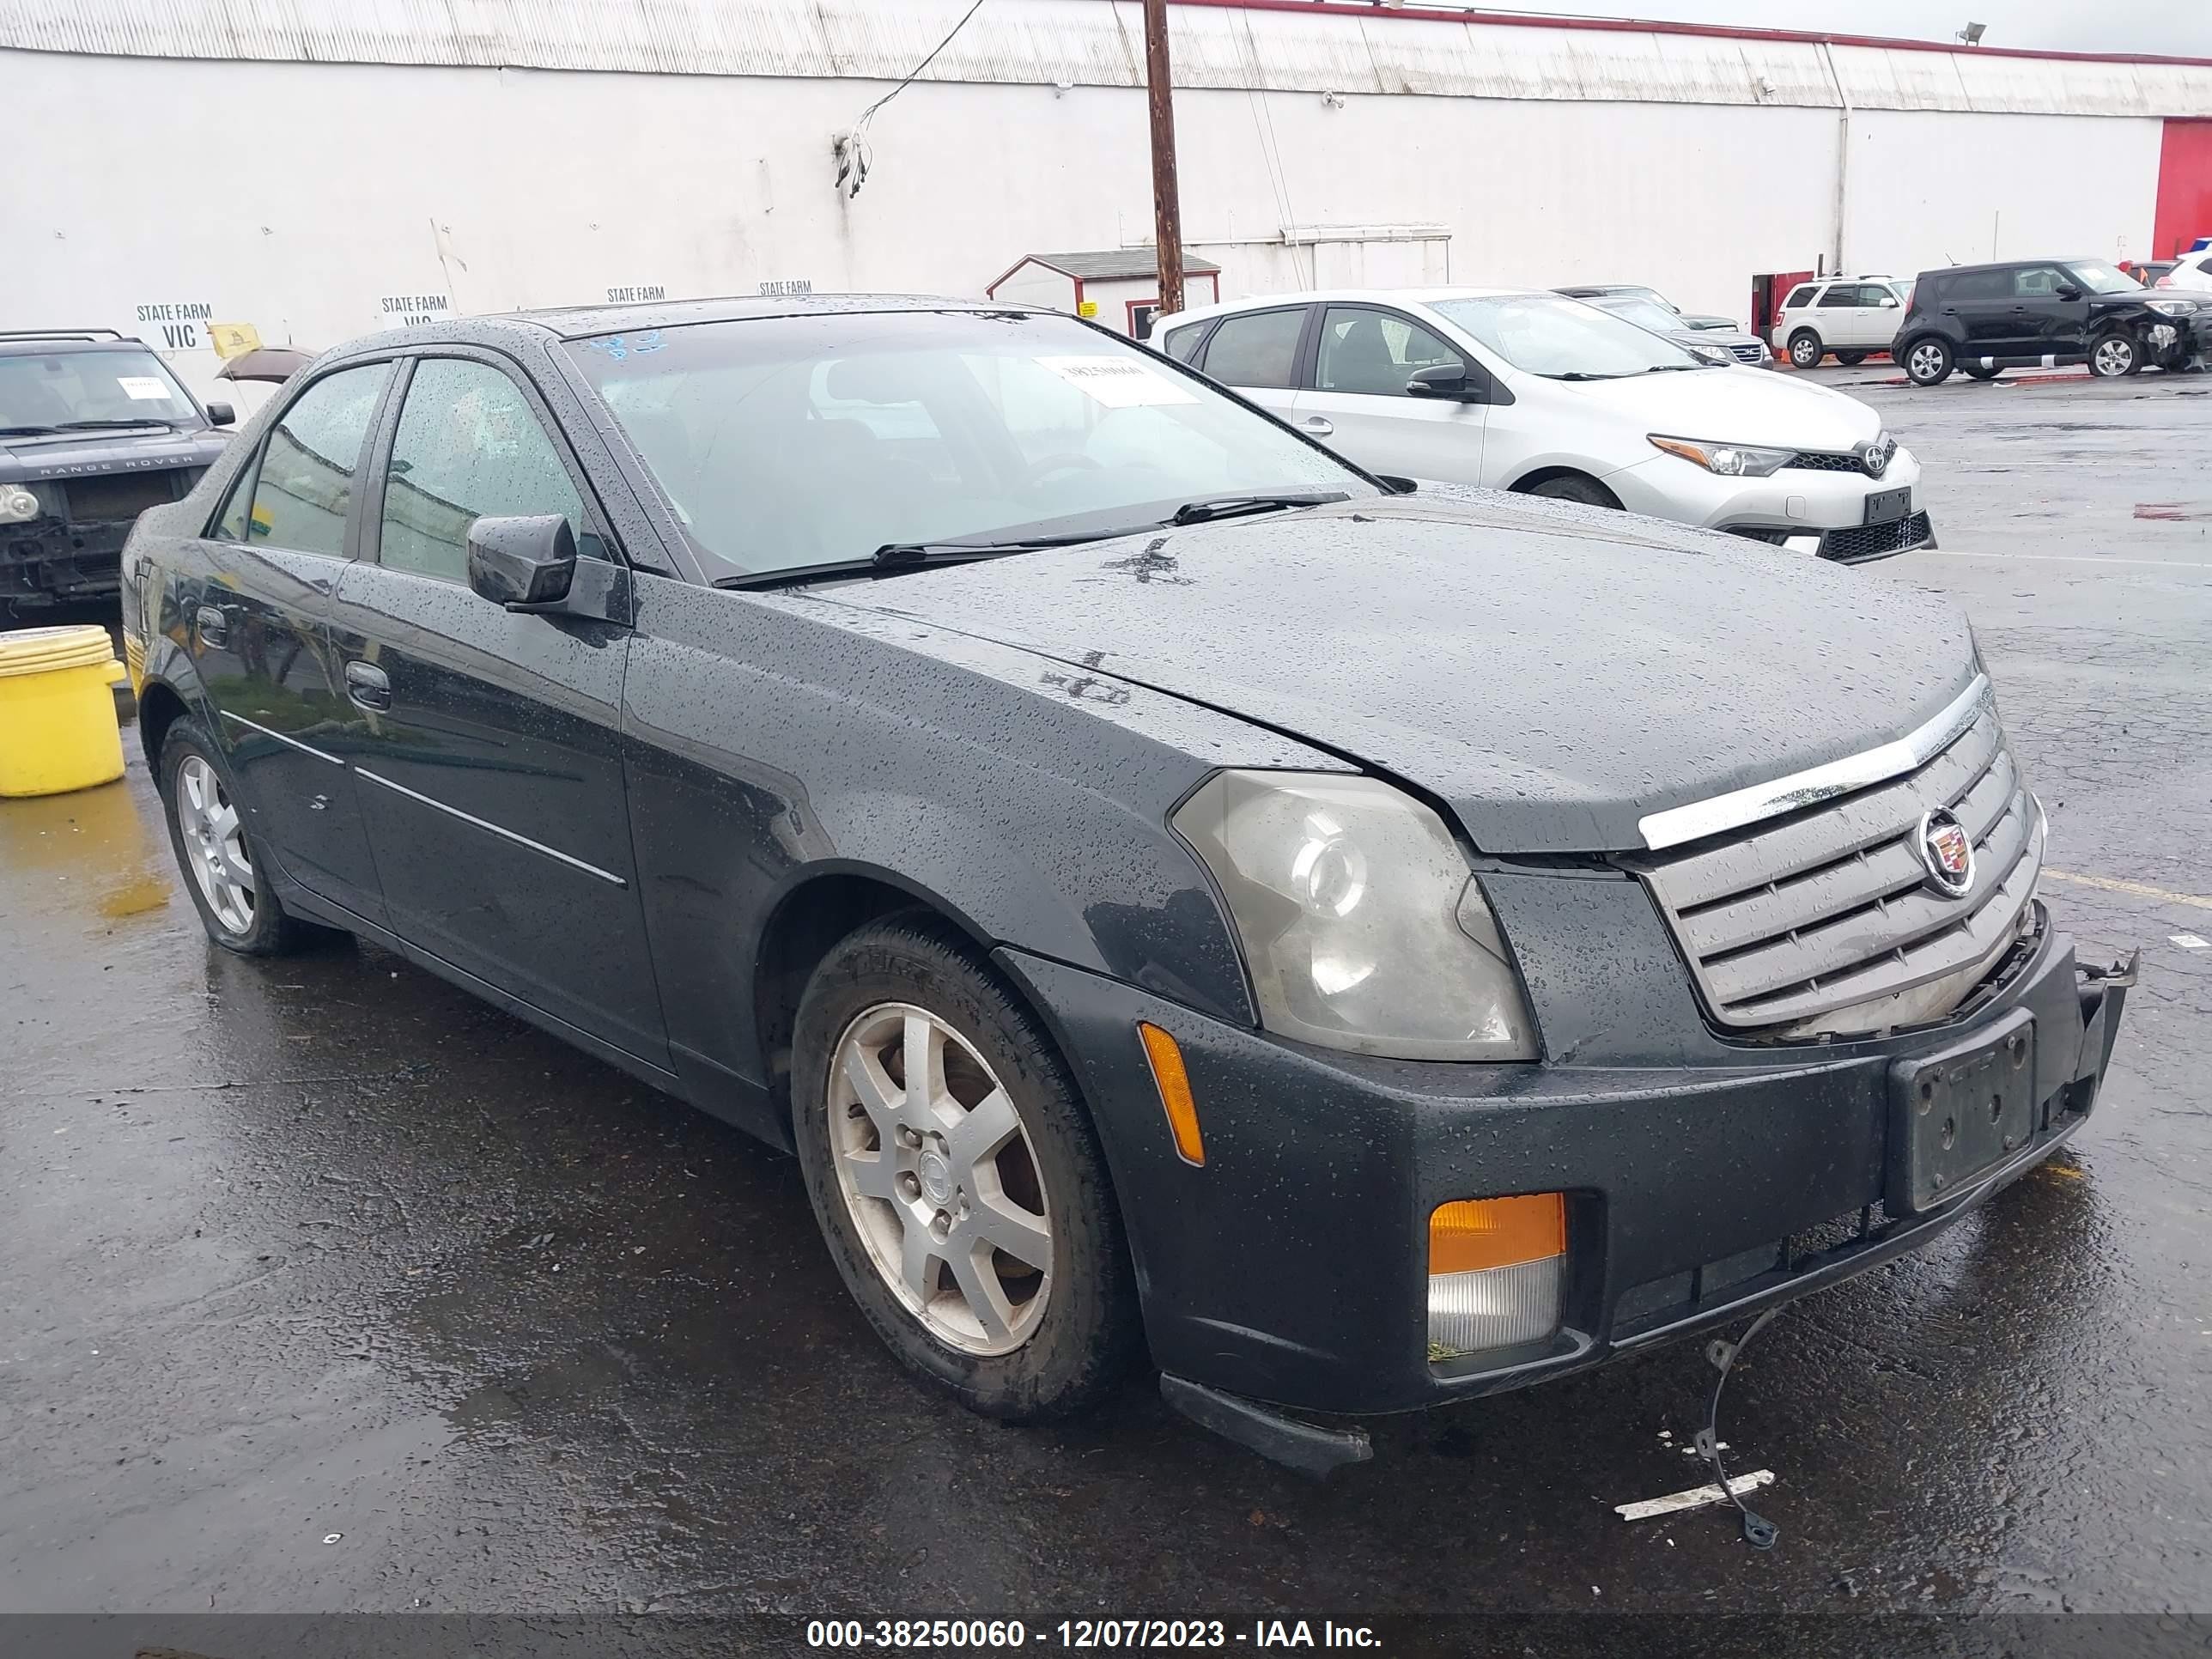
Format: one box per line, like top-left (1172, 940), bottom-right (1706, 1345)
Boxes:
top-left (1137, 1021), bottom-right (1205, 1166)
top-left (1429, 1193), bottom-right (1566, 1276)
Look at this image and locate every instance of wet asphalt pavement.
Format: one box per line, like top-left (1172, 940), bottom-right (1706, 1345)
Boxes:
top-left (2, 368), bottom-right (2208, 1637)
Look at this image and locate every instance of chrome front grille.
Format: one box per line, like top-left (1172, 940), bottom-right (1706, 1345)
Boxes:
top-left (1632, 698), bottom-right (2043, 1038)
top-left (1729, 343), bottom-right (1765, 363)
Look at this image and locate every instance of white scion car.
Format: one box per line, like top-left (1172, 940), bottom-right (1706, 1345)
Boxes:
top-left (1158, 287), bottom-right (1932, 562)
top-left (1769, 276), bottom-right (1914, 368)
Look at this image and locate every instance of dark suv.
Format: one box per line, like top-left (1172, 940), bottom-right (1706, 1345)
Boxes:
top-left (0, 331), bottom-right (235, 611)
top-left (1896, 258), bottom-right (2210, 384)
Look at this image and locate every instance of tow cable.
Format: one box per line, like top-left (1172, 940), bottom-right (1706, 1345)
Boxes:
top-left (1693, 1306), bottom-right (1784, 1550)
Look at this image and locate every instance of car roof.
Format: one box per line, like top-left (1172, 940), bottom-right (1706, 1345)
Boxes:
top-left (509, 292), bottom-right (1030, 341)
top-left (0, 332), bottom-right (150, 356)
top-left (1920, 258), bottom-right (2100, 276)
top-left (1161, 286), bottom-right (1534, 329)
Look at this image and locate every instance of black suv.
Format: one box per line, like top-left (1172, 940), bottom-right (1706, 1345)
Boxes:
top-left (1896, 258), bottom-right (2210, 385)
top-left (0, 331), bottom-right (235, 611)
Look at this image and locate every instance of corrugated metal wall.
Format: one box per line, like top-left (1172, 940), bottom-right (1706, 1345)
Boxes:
top-left (8, 0), bottom-right (2212, 118)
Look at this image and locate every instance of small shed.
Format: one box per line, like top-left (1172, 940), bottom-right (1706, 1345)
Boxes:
top-left (985, 250), bottom-right (1222, 341)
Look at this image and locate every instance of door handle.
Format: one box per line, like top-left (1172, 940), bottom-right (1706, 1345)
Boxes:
top-left (344, 659), bottom-right (391, 712)
top-left (1299, 416), bottom-right (1334, 437)
top-left (195, 605), bottom-right (228, 648)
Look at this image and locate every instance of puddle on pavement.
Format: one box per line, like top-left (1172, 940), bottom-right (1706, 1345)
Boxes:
top-left (0, 775), bottom-right (178, 928)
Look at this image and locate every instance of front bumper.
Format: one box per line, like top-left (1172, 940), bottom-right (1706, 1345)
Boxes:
top-left (1606, 446), bottom-right (1929, 561)
top-left (0, 517), bottom-right (130, 607)
top-left (996, 911), bottom-right (2130, 1419)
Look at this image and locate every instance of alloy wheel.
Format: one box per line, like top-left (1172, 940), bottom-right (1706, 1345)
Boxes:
top-left (177, 754), bottom-right (256, 935)
top-left (827, 1002), bottom-right (1054, 1356)
top-left (2092, 337), bottom-right (2134, 377)
top-left (1909, 343), bottom-right (1947, 382)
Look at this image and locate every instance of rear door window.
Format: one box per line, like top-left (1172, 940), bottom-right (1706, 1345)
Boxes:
top-left (247, 362), bottom-right (393, 556)
top-left (1816, 285), bottom-right (1859, 308)
top-left (378, 358), bottom-right (589, 585)
top-left (1197, 307), bottom-right (1307, 389)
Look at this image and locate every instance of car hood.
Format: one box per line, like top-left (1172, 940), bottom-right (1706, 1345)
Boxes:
top-left (0, 426), bottom-right (229, 484)
top-left (1544, 367), bottom-right (1881, 452)
top-left (805, 492), bottom-right (1976, 854)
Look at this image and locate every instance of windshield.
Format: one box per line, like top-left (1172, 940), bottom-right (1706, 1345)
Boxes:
top-left (0, 347), bottom-right (200, 429)
top-left (1431, 294), bottom-right (1707, 379)
top-left (567, 310), bottom-right (1373, 577)
top-left (1593, 297), bottom-right (1686, 335)
top-left (2068, 258), bottom-right (2142, 296)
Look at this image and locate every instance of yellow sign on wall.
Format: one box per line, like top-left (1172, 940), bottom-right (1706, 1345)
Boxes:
top-left (1076, 300), bottom-right (1098, 319)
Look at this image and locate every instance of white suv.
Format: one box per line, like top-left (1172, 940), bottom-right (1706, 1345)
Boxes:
top-left (2154, 248), bottom-right (2212, 293)
top-left (1771, 276), bottom-right (1914, 368)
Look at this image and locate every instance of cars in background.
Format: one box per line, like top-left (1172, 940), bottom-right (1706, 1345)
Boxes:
top-left (1768, 276), bottom-right (1913, 368)
top-left (0, 330), bottom-right (235, 610)
top-left (121, 295), bottom-right (2130, 1461)
top-left (1160, 286), bottom-right (1931, 562)
top-left (1578, 292), bottom-right (1771, 367)
top-left (1553, 283), bottom-right (1741, 332)
top-left (1894, 258), bottom-right (2210, 384)
top-left (2154, 247), bottom-right (2212, 292)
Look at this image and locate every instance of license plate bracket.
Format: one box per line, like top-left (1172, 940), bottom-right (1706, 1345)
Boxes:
top-left (1863, 485), bottom-right (1911, 525)
top-left (1888, 1009), bottom-right (2036, 1213)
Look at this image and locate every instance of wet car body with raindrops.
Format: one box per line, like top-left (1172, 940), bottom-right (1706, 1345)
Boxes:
top-left (117, 295), bottom-right (2133, 1464)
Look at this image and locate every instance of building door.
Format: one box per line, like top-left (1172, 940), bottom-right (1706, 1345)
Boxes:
top-left (2154, 120), bottom-right (2212, 259)
top-left (1752, 271), bottom-right (1815, 340)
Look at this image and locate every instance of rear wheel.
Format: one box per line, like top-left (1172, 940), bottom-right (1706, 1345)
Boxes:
top-left (1787, 330), bottom-right (1825, 369)
top-left (791, 915), bottom-right (1139, 1421)
top-left (1525, 473), bottom-right (1620, 509)
top-left (1963, 363), bottom-right (2002, 381)
top-left (2088, 331), bottom-right (2139, 378)
top-left (1905, 338), bottom-right (1954, 386)
top-left (1835, 349), bottom-right (1869, 366)
top-left (157, 718), bottom-right (319, 956)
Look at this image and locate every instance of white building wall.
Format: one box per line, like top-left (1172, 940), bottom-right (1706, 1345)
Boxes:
top-left (3, 16), bottom-right (2189, 403)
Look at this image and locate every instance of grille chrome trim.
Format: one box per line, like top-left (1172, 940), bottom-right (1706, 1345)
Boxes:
top-left (1631, 697), bottom-right (2042, 1037)
top-left (1638, 673), bottom-right (1989, 852)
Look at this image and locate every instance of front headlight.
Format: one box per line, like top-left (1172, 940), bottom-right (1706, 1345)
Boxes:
top-left (1647, 434), bottom-right (1793, 477)
top-left (0, 484), bottom-right (41, 524)
top-left (1173, 771), bottom-right (1538, 1061)
top-left (2146, 298), bottom-right (2200, 316)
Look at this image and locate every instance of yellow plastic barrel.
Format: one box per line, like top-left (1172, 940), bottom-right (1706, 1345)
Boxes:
top-left (0, 625), bottom-right (129, 798)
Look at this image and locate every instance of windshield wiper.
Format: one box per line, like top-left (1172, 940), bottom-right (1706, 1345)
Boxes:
top-left (1166, 490), bottom-right (1349, 526)
top-left (0, 424), bottom-right (63, 436)
top-left (1642, 362), bottom-right (1706, 373)
top-left (715, 526), bottom-right (1152, 591)
top-left (1547, 372), bottom-right (1629, 382)
top-left (57, 418), bottom-right (182, 431)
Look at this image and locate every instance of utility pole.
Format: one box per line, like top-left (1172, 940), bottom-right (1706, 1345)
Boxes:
top-left (1143, 0), bottom-right (1185, 321)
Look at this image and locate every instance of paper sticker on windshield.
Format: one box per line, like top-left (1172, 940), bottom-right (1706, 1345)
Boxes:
top-left (116, 376), bottom-right (172, 401)
top-left (1036, 356), bottom-right (1196, 408)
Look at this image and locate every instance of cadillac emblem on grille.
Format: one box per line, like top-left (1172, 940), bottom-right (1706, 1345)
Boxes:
top-left (1860, 433), bottom-right (1896, 477)
top-left (1916, 807), bottom-right (1975, 896)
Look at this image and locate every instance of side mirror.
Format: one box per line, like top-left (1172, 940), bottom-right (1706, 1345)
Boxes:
top-left (467, 514), bottom-right (576, 611)
top-left (1877, 295), bottom-right (1899, 308)
top-left (205, 401), bottom-right (235, 427)
top-left (2054, 283), bottom-right (2083, 302)
top-left (1407, 363), bottom-right (1482, 401)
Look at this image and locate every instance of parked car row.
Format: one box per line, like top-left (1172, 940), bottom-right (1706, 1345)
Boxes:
top-left (118, 293), bottom-right (2133, 1465)
top-left (1765, 258), bottom-right (2210, 384)
top-left (1158, 286), bottom-right (1928, 562)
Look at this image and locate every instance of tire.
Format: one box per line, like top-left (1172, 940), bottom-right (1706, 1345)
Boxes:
top-left (2088, 331), bottom-right (2138, 379)
top-left (1963, 363), bottom-right (2002, 381)
top-left (1904, 337), bottom-right (1954, 386)
top-left (791, 914), bottom-right (1139, 1421)
top-left (157, 717), bottom-right (319, 956)
top-left (1787, 329), bottom-right (1824, 369)
top-left (1835, 349), bottom-right (1869, 366)
top-left (1526, 474), bottom-right (1620, 509)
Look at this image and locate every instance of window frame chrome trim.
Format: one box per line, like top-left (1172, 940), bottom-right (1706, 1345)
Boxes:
top-left (1638, 674), bottom-right (1991, 852)
top-left (354, 766), bottom-right (629, 887)
top-left (219, 708), bottom-right (345, 768)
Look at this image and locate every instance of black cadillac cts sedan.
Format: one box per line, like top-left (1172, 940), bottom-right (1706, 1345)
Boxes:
top-left (122, 296), bottom-right (2132, 1467)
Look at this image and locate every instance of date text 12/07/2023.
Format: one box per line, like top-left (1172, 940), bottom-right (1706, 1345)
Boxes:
top-left (805, 1619), bottom-right (1382, 1650)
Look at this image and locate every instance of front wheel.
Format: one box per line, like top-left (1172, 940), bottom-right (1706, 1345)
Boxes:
top-left (2088, 331), bottom-right (2139, 378)
top-left (1835, 349), bottom-right (1869, 366)
top-left (1526, 473), bottom-right (1620, 508)
top-left (1905, 338), bottom-right (1954, 386)
top-left (1788, 330), bottom-right (1824, 369)
top-left (157, 717), bottom-right (321, 956)
top-left (791, 915), bottom-right (1139, 1421)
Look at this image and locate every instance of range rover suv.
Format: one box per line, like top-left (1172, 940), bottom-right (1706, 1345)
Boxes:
top-left (0, 331), bottom-right (234, 611)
